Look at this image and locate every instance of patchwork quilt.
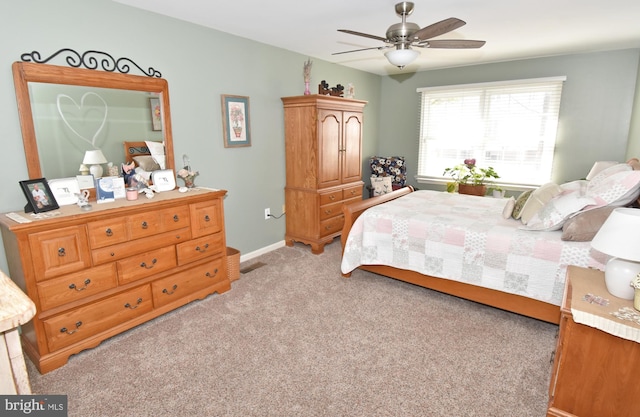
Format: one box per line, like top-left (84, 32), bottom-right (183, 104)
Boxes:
top-left (341, 190), bottom-right (606, 306)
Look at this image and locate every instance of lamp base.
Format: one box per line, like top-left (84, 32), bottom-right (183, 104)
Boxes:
top-left (89, 164), bottom-right (104, 179)
top-left (603, 257), bottom-right (639, 300)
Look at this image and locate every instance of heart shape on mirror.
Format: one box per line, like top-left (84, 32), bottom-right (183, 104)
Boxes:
top-left (56, 91), bottom-right (108, 149)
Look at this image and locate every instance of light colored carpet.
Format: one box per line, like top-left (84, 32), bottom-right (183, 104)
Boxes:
top-left (26, 241), bottom-right (557, 416)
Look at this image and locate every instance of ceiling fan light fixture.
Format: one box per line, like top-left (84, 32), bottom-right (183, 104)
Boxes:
top-left (385, 48), bottom-right (419, 69)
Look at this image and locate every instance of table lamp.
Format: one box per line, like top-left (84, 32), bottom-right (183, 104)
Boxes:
top-left (82, 150), bottom-right (107, 178)
top-left (590, 207), bottom-right (640, 299)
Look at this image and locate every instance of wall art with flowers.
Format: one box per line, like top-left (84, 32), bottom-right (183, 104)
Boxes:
top-left (221, 94), bottom-right (251, 148)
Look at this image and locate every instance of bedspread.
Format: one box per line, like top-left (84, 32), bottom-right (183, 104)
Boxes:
top-left (341, 190), bottom-right (606, 306)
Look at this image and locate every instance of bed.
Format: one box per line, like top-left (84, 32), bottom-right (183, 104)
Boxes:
top-left (340, 186), bottom-right (618, 324)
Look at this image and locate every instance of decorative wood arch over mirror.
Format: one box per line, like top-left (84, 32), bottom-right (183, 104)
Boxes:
top-left (12, 50), bottom-right (174, 180)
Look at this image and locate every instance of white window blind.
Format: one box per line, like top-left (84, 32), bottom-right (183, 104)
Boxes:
top-left (416, 76), bottom-right (566, 187)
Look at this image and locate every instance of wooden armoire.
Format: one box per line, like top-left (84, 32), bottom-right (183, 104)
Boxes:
top-left (281, 95), bottom-right (367, 254)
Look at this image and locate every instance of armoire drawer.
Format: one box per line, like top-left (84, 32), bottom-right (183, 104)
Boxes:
top-left (151, 257), bottom-right (226, 308)
top-left (320, 215), bottom-right (344, 237)
top-left (319, 201), bottom-right (343, 221)
top-left (36, 263), bottom-right (118, 311)
top-left (43, 285), bottom-right (153, 351)
top-left (116, 246), bottom-right (177, 285)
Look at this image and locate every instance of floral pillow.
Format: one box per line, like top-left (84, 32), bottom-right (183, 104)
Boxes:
top-left (511, 190), bottom-right (532, 219)
top-left (585, 169), bottom-right (640, 208)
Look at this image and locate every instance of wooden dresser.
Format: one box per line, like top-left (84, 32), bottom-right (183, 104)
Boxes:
top-left (547, 266), bottom-right (640, 417)
top-left (281, 95), bottom-right (367, 254)
top-left (0, 188), bottom-right (230, 373)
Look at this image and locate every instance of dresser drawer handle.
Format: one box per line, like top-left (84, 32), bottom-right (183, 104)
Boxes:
top-left (162, 285), bottom-right (178, 295)
top-left (58, 247), bottom-right (66, 257)
top-left (195, 243), bottom-right (210, 253)
top-left (324, 209), bottom-right (332, 215)
top-left (105, 228), bottom-right (113, 237)
top-left (124, 298), bottom-right (143, 309)
top-left (204, 215), bottom-right (211, 222)
top-left (329, 195), bottom-right (336, 201)
top-left (173, 214), bottom-right (180, 222)
top-left (69, 279), bottom-right (91, 291)
top-left (140, 258), bottom-right (157, 269)
top-left (60, 321), bottom-right (82, 335)
top-left (205, 268), bottom-right (219, 278)
top-left (141, 221), bottom-right (148, 229)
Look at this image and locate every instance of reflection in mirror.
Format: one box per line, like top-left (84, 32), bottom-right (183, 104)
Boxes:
top-left (12, 60), bottom-right (174, 180)
top-left (29, 83), bottom-right (163, 178)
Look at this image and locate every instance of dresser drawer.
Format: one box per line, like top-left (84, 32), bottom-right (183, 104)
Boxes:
top-left (91, 228), bottom-right (191, 265)
top-left (320, 215), bottom-right (344, 237)
top-left (176, 233), bottom-right (224, 265)
top-left (43, 285), bottom-right (153, 351)
top-left (116, 246), bottom-right (177, 285)
top-left (190, 200), bottom-right (222, 238)
top-left (151, 257), bottom-right (226, 308)
top-left (87, 218), bottom-right (128, 249)
top-left (127, 211), bottom-right (162, 240)
top-left (36, 263), bottom-right (118, 311)
top-left (29, 226), bottom-right (92, 281)
top-left (160, 205), bottom-right (191, 232)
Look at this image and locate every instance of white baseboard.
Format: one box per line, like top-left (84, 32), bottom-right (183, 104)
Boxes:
top-left (238, 240), bottom-right (286, 263)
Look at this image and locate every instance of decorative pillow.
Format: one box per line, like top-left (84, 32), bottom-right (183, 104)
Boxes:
top-left (133, 155), bottom-right (161, 172)
top-left (371, 176), bottom-right (393, 196)
top-left (586, 169), bottom-right (640, 209)
top-left (502, 197), bottom-right (516, 219)
top-left (512, 190), bottom-right (532, 219)
top-left (587, 163), bottom-right (631, 189)
top-left (523, 192), bottom-right (596, 231)
top-left (561, 206), bottom-right (616, 241)
top-left (519, 183), bottom-right (563, 224)
top-left (560, 179), bottom-right (588, 194)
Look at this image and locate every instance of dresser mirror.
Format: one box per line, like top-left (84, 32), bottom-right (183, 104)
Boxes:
top-left (13, 61), bottom-right (175, 180)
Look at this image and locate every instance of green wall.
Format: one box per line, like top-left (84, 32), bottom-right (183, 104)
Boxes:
top-left (378, 49), bottom-right (640, 190)
top-left (0, 0), bottom-right (638, 274)
top-left (0, 0), bottom-right (381, 272)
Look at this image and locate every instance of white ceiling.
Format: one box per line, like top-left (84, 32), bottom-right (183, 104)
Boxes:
top-left (113, 0), bottom-right (640, 76)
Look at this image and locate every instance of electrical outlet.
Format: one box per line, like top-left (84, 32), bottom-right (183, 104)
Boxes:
top-left (264, 208), bottom-right (270, 220)
top-left (282, 204), bottom-right (286, 214)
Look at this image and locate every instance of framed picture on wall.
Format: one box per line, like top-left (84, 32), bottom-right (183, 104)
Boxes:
top-left (221, 94), bottom-right (251, 148)
top-left (19, 178), bottom-right (59, 213)
top-left (149, 97), bottom-right (162, 131)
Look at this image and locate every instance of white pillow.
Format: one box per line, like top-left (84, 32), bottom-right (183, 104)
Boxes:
top-left (587, 163), bottom-right (630, 189)
top-left (145, 140), bottom-right (166, 170)
top-left (371, 176), bottom-right (393, 196)
top-left (519, 183), bottom-right (563, 224)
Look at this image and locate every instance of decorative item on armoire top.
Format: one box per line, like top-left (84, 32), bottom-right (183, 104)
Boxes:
top-left (345, 83), bottom-right (355, 98)
top-left (303, 58), bottom-right (313, 95)
top-left (221, 94), bottom-right (251, 148)
top-left (318, 80), bottom-right (344, 97)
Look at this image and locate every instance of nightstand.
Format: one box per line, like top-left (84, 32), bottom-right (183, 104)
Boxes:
top-left (547, 266), bottom-right (640, 417)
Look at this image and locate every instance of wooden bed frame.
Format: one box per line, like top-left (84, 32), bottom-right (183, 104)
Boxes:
top-left (340, 186), bottom-right (561, 324)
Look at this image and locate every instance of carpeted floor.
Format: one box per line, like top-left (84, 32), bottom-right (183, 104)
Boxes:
top-left (26, 241), bottom-right (557, 416)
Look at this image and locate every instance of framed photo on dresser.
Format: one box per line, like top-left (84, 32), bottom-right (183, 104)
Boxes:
top-left (19, 178), bottom-right (59, 213)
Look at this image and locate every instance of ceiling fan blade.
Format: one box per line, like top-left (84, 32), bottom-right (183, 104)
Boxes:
top-left (412, 17), bottom-right (466, 41)
top-left (332, 46), bottom-right (385, 55)
top-left (338, 29), bottom-right (387, 42)
top-left (420, 39), bottom-right (486, 49)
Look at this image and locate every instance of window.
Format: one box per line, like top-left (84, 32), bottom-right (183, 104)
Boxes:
top-left (417, 77), bottom-right (566, 187)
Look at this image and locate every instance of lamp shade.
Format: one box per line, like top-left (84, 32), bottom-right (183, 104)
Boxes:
top-left (82, 149), bottom-right (107, 165)
top-left (385, 48), bottom-right (419, 68)
top-left (591, 207), bottom-right (640, 299)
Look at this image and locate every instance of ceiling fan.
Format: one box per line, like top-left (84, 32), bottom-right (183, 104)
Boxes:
top-left (333, 2), bottom-right (485, 69)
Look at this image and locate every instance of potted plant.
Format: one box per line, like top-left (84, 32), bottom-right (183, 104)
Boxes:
top-left (443, 158), bottom-right (500, 196)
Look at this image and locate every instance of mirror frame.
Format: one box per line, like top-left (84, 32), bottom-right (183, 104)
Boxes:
top-left (12, 61), bottom-right (175, 179)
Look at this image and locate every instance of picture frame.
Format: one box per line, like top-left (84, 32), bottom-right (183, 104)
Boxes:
top-left (221, 94), bottom-right (251, 148)
top-left (48, 177), bottom-right (81, 206)
top-left (149, 97), bottom-right (162, 131)
top-left (19, 178), bottom-right (59, 213)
